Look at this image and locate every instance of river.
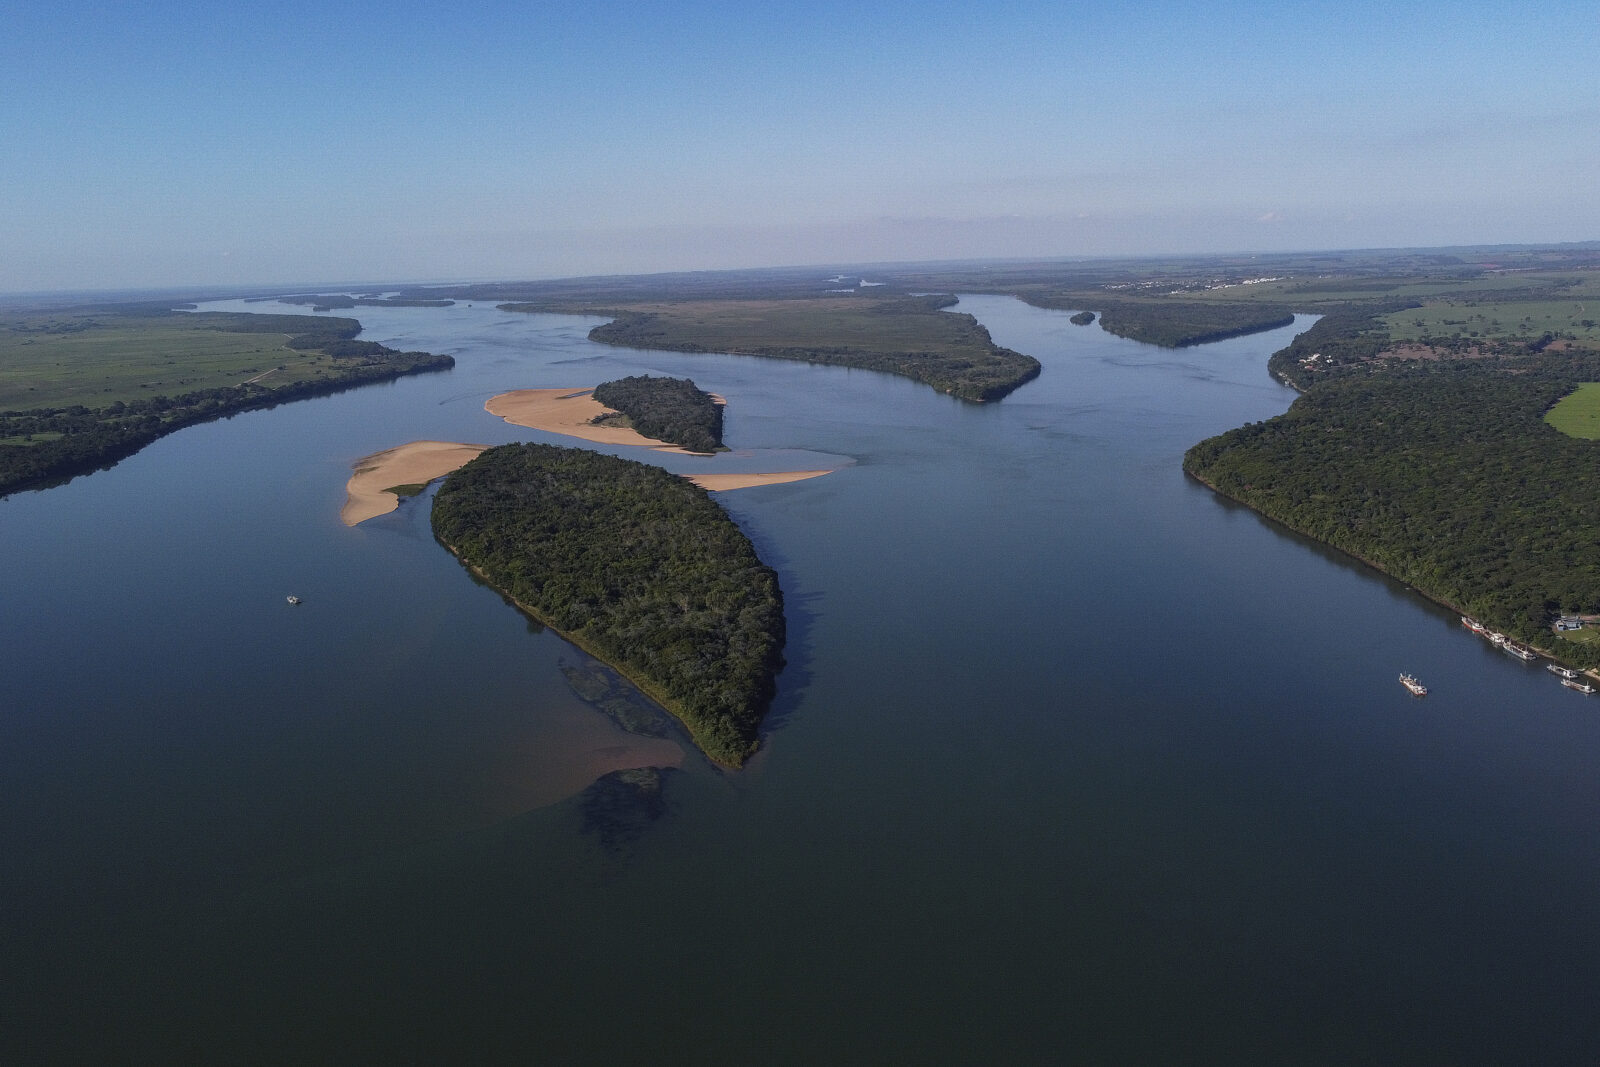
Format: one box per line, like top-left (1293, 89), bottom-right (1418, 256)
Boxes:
top-left (3, 295), bottom-right (1597, 1062)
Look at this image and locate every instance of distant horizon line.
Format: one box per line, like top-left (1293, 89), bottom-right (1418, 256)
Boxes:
top-left (7, 238), bottom-right (1600, 303)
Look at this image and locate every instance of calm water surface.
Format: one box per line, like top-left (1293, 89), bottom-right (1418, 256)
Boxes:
top-left (4, 296), bottom-right (1597, 1062)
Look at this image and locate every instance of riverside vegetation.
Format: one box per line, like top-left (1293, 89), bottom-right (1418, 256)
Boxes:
top-left (0, 306), bottom-right (452, 497)
top-left (591, 374), bottom-right (723, 453)
top-left (1181, 246), bottom-right (1600, 664)
top-left (431, 443), bottom-right (784, 765)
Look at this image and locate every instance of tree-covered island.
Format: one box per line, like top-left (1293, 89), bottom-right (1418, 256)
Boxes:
top-left (491, 293), bottom-right (1041, 402)
top-left (431, 443), bottom-right (785, 766)
top-left (591, 374), bottom-right (724, 453)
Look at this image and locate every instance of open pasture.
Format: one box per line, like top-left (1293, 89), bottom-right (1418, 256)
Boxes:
top-left (1383, 297), bottom-right (1600, 346)
top-left (1544, 381), bottom-right (1600, 439)
top-left (0, 312), bottom-right (333, 410)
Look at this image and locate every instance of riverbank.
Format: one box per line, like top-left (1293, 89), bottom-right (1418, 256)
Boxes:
top-left (1185, 468), bottom-right (1583, 672)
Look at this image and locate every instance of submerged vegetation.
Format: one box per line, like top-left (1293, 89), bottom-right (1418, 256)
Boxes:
top-left (431, 443), bottom-right (784, 765)
top-left (0, 307), bottom-right (452, 497)
top-left (592, 374), bottom-right (724, 453)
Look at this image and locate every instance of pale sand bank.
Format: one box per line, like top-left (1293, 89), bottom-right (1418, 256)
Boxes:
top-left (342, 440), bottom-right (488, 526)
top-left (485, 387), bottom-right (710, 454)
top-left (685, 470), bottom-right (834, 491)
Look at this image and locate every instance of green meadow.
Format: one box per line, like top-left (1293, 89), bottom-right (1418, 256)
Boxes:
top-left (1544, 382), bottom-right (1600, 439)
top-left (0, 312), bottom-right (338, 411)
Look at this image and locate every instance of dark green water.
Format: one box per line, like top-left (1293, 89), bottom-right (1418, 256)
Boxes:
top-left (4, 296), bottom-right (1597, 1063)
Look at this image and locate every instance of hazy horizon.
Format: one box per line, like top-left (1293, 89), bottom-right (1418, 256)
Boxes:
top-left (6, 0), bottom-right (1597, 292)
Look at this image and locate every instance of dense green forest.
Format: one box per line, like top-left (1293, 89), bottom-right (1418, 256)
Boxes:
top-left (1024, 296), bottom-right (1295, 347)
top-left (0, 310), bottom-right (452, 497)
top-left (431, 443), bottom-right (785, 765)
top-left (591, 374), bottom-right (723, 453)
top-left (1185, 354), bottom-right (1600, 664)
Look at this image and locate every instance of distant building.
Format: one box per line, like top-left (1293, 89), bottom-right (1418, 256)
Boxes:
top-left (1556, 616), bottom-right (1585, 631)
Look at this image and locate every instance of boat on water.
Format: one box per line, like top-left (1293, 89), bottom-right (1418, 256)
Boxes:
top-left (1548, 664), bottom-right (1580, 679)
top-left (286, 595), bottom-right (301, 605)
top-left (1502, 642), bottom-right (1537, 662)
top-left (1400, 673), bottom-right (1428, 696)
top-left (1487, 632), bottom-right (1507, 646)
top-left (1562, 678), bottom-right (1596, 694)
top-left (1461, 616), bottom-right (1487, 633)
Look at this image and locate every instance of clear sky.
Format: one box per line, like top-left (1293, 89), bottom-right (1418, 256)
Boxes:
top-left (4, 0), bottom-right (1597, 291)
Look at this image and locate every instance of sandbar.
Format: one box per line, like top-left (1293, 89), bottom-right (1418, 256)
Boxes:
top-left (342, 440), bottom-right (488, 526)
top-left (486, 387), bottom-right (713, 454)
top-left (685, 470), bottom-right (834, 491)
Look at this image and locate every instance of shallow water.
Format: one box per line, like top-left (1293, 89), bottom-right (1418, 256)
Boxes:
top-left (4, 295), bottom-right (1597, 1062)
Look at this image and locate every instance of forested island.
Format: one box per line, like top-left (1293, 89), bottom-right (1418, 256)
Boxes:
top-left (591, 374), bottom-right (723, 453)
top-left (431, 443), bottom-right (785, 765)
top-left (398, 245), bottom-right (1600, 668)
top-left (495, 294), bottom-right (1041, 402)
top-left (0, 307), bottom-right (453, 497)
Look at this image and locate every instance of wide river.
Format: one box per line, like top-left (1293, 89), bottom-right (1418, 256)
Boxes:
top-left (4, 296), bottom-right (1597, 1062)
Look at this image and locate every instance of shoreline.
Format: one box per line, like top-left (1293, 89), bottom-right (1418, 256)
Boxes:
top-left (485, 387), bottom-right (710, 454)
top-left (344, 437), bottom-right (840, 525)
top-left (436, 536), bottom-right (747, 770)
top-left (1184, 468), bottom-right (1581, 671)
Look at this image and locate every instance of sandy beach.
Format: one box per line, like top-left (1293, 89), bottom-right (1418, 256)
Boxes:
top-left (485, 387), bottom-right (712, 454)
top-left (341, 440), bottom-right (488, 526)
top-left (483, 386), bottom-right (839, 491)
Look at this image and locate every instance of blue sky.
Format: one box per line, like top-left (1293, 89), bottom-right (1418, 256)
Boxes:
top-left (3, 0), bottom-right (1597, 291)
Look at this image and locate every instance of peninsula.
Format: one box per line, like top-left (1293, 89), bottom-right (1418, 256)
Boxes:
top-left (0, 306), bottom-right (454, 498)
top-left (431, 442), bottom-right (785, 766)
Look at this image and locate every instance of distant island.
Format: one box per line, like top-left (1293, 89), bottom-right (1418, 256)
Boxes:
top-left (591, 374), bottom-right (724, 454)
top-left (432, 443), bottom-right (785, 766)
top-left (495, 293), bottom-right (1042, 402)
top-left (1070, 311), bottom-right (1096, 326)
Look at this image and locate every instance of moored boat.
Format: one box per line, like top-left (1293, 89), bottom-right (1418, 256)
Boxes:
top-left (1502, 642), bottom-right (1537, 662)
top-left (1461, 616), bottom-right (1486, 633)
top-left (1400, 672), bottom-right (1428, 696)
top-left (1561, 678), bottom-right (1595, 694)
top-left (1548, 664), bottom-right (1580, 679)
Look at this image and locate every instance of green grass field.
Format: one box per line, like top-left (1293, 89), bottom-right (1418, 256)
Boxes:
top-left (1544, 382), bottom-right (1600, 439)
top-left (0, 312), bottom-right (336, 410)
top-left (1383, 298), bottom-right (1600, 346)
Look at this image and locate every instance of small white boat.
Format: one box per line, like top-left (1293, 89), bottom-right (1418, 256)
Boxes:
top-left (1548, 664), bottom-right (1580, 679)
top-left (1400, 673), bottom-right (1428, 696)
top-left (1502, 642), bottom-right (1537, 662)
top-left (1562, 678), bottom-right (1595, 694)
top-left (286, 595), bottom-right (301, 605)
